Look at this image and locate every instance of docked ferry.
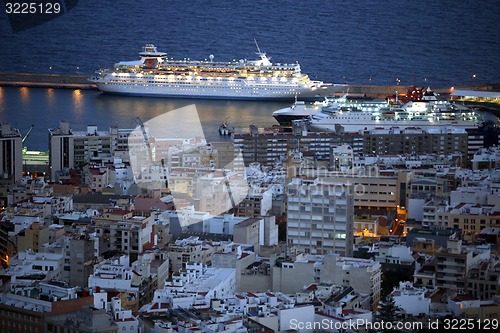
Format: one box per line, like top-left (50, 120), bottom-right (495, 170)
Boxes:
top-left (89, 44), bottom-right (343, 100)
top-left (306, 98), bottom-right (483, 132)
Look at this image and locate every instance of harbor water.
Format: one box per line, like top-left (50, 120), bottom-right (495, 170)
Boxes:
top-left (0, 86), bottom-right (287, 151)
top-left (0, 0), bottom-right (498, 151)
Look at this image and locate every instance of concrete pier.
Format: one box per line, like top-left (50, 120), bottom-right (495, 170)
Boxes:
top-left (0, 72), bottom-right (497, 98)
top-left (0, 72), bottom-right (95, 89)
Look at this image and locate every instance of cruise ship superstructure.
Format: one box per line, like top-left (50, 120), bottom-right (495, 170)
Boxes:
top-left (89, 44), bottom-right (341, 100)
top-left (273, 94), bottom-right (389, 126)
top-left (305, 98), bottom-right (483, 132)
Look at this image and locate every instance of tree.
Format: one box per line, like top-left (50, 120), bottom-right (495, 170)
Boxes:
top-left (376, 294), bottom-right (404, 323)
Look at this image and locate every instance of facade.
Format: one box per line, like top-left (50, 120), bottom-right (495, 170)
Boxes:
top-left (471, 146), bottom-right (500, 170)
top-left (17, 222), bottom-right (66, 253)
top-left (323, 255), bottom-right (382, 311)
top-left (45, 306), bottom-right (119, 333)
top-left (86, 255), bottom-right (162, 312)
top-left (164, 236), bottom-right (225, 272)
top-left (467, 259), bottom-right (500, 300)
top-left (235, 188), bottom-right (272, 218)
top-left (0, 221), bottom-right (14, 267)
top-left (211, 245), bottom-right (257, 292)
top-left (144, 262), bottom-right (236, 309)
top-left (375, 244), bottom-right (415, 266)
top-left (0, 281), bottom-right (94, 333)
top-left (233, 130), bottom-right (363, 167)
top-left (0, 123), bottom-right (23, 183)
top-left (447, 203), bottom-right (500, 235)
top-left (391, 281), bottom-right (431, 316)
top-left (271, 253), bottom-right (382, 310)
top-left (447, 295), bottom-right (500, 320)
top-left (17, 221), bottom-right (44, 252)
top-left (301, 168), bottom-right (411, 214)
top-left (232, 216), bottom-right (278, 253)
top-left (362, 127), bottom-right (468, 160)
top-left (49, 122), bottom-right (129, 182)
top-left (287, 177), bottom-right (354, 256)
top-left (93, 209), bottom-right (155, 257)
top-left (211, 141), bottom-right (239, 169)
top-left (435, 236), bottom-right (491, 294)
top-left (414, 258), bottom-right (437, 289)
top-left (69, 234), bottom-right (96, 288)
top-left (48, 121), bottom-right (75, 182)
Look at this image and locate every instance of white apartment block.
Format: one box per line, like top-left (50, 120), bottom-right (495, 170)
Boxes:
top-left (147, 262), bottom-right (236, 309)
top-left (87, 256), bottom-right (139, 293)
top-left (272, 253), bottom-right (382, 310)
top-left (6, 250), bottom-right (65, 287)
top-left (287, 177), bottom-right (354, 256)
top-left (391, 281), bottom-right (431, 316)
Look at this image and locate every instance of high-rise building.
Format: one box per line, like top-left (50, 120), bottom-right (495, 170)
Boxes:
top-left (48, 121), bottom-right (74, 182)
top-left (49, 121), bottom-right (130, 182)
top-left (287, 177), bottom-right (354, 256)
top-left (69, 234), bottom-right (96, 288)
top-left (0, 123), bottom-right (22, 183)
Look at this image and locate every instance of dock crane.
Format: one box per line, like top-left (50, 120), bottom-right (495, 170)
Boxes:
top-left (135, 117), bottom-right (170, 194)
top-left (209, 145), bottom-right (236, 213)
top-left (22, 124), bottom-right (34, 143)
top-left (135, 117), bottom-right (152, 162)
top-left (222, 168), bottom-right (237, 214)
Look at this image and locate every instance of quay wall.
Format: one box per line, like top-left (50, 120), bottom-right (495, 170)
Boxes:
top-left (0, 72), bottom-right (497, 97)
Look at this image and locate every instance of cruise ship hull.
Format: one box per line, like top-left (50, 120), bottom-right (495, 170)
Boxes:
top-left (94, 82), bottom-right (345, 101)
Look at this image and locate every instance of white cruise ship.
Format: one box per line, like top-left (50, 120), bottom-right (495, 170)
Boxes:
top-left (305, 98), bottom-right (483, 132)
top-left (89, 44), bottom-right (343, 100)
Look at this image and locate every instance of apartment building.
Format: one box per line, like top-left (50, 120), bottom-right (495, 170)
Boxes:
top-left (467, 258), bottom-right (500, 300)
top-left (287, 177), bottom-right (354, 256)
top-left (0, 123), bottom-right (23, 183)
top-left (435, 236), bottom-right (491, 294)
top-left (93, 208), bottom-right (155, 257)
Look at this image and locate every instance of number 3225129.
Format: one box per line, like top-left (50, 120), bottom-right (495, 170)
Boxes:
top-left (5, 2), bottom-right (62, 14)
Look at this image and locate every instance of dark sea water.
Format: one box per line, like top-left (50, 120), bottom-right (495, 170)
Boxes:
top-left (1, 0), bottom-right (499, 86)
top-left (0, 0), bottom-right (499, 151)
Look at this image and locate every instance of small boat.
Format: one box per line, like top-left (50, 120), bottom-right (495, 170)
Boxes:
top-left (219, 122), bottom-right (233, 135)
